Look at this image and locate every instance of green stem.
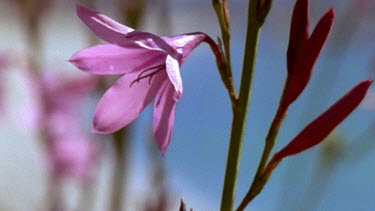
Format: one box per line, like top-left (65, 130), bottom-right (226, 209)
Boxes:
top-left (236, 84), bottom-right (288, 210)
top-left (220, 1), bottom-right (262, 210)
top-left (257, 103), bottom-right (286, 175)
top-left (109, 129), bottom-right (128, 211)
top-left (237, 155), bottom-right (281, 210)
top-left (212, 0), bottom-right (237, 104)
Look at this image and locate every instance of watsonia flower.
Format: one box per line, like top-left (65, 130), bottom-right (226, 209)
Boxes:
top-left (70, 5), bottom-right (218, 153)
top-left (34, 70), bottom-right (99, 184)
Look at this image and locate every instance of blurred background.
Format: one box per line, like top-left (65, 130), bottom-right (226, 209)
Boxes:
top-left (0, 0), bottom-right (374, 210)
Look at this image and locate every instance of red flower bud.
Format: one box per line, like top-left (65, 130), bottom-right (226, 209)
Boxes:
top-left (274, 79), bottom-right (373, 161)
top-left (282, 0), bottom-right (334, 108)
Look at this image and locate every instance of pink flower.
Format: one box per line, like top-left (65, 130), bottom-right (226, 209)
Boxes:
top-left (282, 0), bottom-right (334, 108)
top-left (22, 67), bottom-right (99, 183)
top-left (41, 72), bottom-right (99, 138)
top-left (70, 5), bottom-right (213, 153)
top-left (46, 133), bottom-right (97, 185)
top-left (274, 79), bottom-right (373, 161)
top-left (42, 72), bottom-right (98, 113)
top-left (42, 72), bottom-right (99, 184)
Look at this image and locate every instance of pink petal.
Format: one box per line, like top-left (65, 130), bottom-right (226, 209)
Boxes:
top-left (93, 70), bottom-right (167, 133)
top-left (165, 55), bottom-right (183, 100)
top-left (153, 80), bottom-right (176, 154)
top-left (70, 44), bottom-right (165, 75)
top-left (76, 5), bottom-right (136, 47)
top-left (126, 31), bottom-right (180, 56)
top-left (274, 79), bottom-right (373, 161)
top-left (163, 33), bottom-right (207, 62)
top-left (76, 5), bottom-right (163, 51)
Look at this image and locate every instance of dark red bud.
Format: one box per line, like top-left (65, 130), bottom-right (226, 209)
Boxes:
top-left (283, 0), bottom-right (335, 108)
top-left (275, 79), bottom-right (373, 161)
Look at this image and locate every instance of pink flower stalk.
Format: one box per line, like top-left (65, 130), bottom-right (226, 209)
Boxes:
top-left (23, 68), bottom-right (99, 183)
top-left (41, 72), bottom-right (99, 138)
top-left (46, 133), bottom-right (97, 185)
top-left (70, 5), bottom-right (215, 153)
top-left (43, 73), bottom-right (99, 184)
top-left (42, 72), bottom-right (98, 117)
top-left (274, 79), bottom-right (373, 161)
top-left (282, 0), bottom-right (334, 108)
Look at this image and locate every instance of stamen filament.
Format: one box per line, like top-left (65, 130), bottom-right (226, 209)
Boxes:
top-left (130, 65), bottom-right (165, 86)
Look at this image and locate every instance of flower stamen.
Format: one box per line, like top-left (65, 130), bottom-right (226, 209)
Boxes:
top-left (130, 64), bottom-right (165, 87)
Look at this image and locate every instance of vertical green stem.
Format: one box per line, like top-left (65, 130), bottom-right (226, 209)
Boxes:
top-left (236, 84), bottom-right (288, 210)
top-left (109, 129), bottom-right (128, 211)
top-left (236, 109), bottom-right (286, 210)
top-left (237, 155), bottom-right (281, 211)
top-left (255, 103), bottom-right (286, 177)
top-left (220, 1), bottom-right (261, 210)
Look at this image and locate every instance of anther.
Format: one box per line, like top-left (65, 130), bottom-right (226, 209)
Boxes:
top-left (130, 64), bottom-right (164, 87)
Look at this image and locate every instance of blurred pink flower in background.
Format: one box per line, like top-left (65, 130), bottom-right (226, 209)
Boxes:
top-left (46, 133), bottom-right (97, 185)
top-left (41, 71), bottom-right (99, 184)
top-left (70, 5), bottom-right (214, 154)
top-left (17, 65), bottom-right (100, 184)
top-left (41, 71), bottom-right (99, 135)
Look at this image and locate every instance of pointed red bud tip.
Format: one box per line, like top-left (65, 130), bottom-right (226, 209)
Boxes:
top-left (328, 7), bottom-right (335, 18)
top-left (284, 2), bottom-right (335, 108)
top-left (179, 199), bottom-right (187, 211)
top-left (274, 79), bottom-right (373, 161)
top-left (308, 7), bottom-right (334, 54)
top-left (299, 6), bottom-right (334, 80)
top-left (287, 0), bottom-right (309, 73)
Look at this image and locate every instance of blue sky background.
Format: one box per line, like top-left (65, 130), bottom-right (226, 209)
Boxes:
top-left (0, 0), bottom-right (374, 210)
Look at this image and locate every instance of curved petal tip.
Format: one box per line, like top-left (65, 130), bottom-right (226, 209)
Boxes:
top-left (92, 118), bottom-right (117, 134)
top-left (165, 55), bottom-right (183, 100)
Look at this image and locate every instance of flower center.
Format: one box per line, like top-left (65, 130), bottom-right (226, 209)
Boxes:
top-left (130, 64), bottom-right (165, 87)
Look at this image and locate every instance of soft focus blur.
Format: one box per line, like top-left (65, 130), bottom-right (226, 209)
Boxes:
top-left (0, 0), bottom-right (374, 210)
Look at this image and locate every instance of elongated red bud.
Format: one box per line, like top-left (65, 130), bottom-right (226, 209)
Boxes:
top-left (300, 8), bottom-right (334, 81)
top-left (287, 0), bottom-right (309, 74)
top-left (274, 79), bottom-right (373, 161)
top-left (283, 0), bottom-right (334, 108)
